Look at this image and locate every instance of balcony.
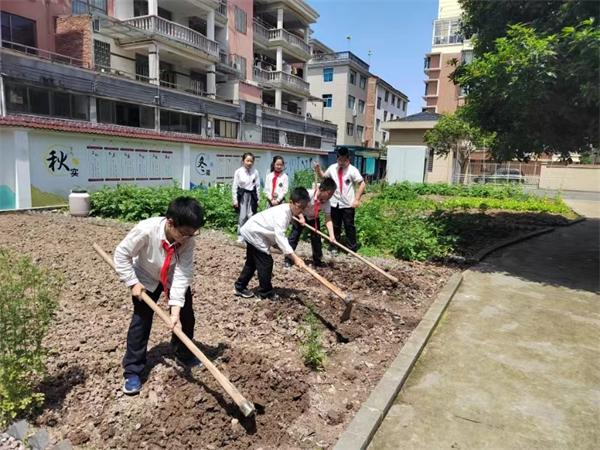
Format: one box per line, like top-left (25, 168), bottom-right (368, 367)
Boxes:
top-left (215, 1), bottom-right (228, 24)
top-left (218, 51), bottom-right (244, 77)
top-left (120, 15), bottom-right (219, 62)
top-left (253, 67), bottom-right (309, 96)
top-left (252, 20), bottom-right (311, 61)
top-left (309, 51), bottom-right (369, 71)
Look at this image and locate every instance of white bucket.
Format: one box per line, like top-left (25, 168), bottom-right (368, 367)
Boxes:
top-left (69, 190), bottom-right (90, 217)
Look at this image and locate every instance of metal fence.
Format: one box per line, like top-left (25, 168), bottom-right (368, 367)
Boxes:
top-left (455, 161), bottom-right (543, 186)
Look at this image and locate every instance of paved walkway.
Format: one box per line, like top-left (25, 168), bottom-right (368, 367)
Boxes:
top-left (369, 199), bottom-right (600, 449)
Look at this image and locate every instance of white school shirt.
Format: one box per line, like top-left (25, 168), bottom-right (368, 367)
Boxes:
top-left (323, 163), bottom-right (364, 208)
top-left (240, 204), bottom-right (294, 255)
top-left (264, 171), bottom-right (289, 202)
top-left (232, 167), bottom-right (260, 203)
top-left (113, 217), bottom-right (194, 308)
top-left (303, 188), bottom-right (331, 220)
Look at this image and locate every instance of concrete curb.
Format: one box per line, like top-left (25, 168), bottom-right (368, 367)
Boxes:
top-left (0, 205), bottom-right (67, 214)
top-left (333, 272), bottom-right (463, 450)
top-left (471, 216), bottom-right (585, 263)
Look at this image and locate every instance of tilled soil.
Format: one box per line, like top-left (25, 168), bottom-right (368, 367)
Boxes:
top-left (0, 212), bottom-right (456, 449)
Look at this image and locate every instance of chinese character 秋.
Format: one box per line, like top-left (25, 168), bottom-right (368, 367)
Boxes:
top-left (46, 150), bottom-right (70, 172)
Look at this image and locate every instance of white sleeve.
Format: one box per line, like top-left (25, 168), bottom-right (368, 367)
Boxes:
top-left (232, 168), bottom-right (239, 203)
top-left (278, 174), bottom-right (289, 201)
top-left (265, 172), bottom-right (273, 200)
top-left (275, 221), bottom-right (294, 255)
top-left (352, 166), bottom-right (364, 183)
top-left (113, 226), bottom-right (149, 288)
top-left (323, 165), bottom-right (334, 179)
top-left (168, 239), bottom-right (194, 308)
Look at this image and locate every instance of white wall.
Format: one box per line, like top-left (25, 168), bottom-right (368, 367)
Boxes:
top-left (0, 128), bottom-right (325, 209)
top-left (386, 145), bottom-right (427, 183)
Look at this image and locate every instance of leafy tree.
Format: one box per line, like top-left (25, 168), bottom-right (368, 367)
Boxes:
top-left (424, 112), bottom-right (495, 184)
top-left (453, 1), bottom-right (600, 160)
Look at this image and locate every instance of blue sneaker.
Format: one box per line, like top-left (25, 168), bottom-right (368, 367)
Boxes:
top-left (123, 375), bottom-right (142, 395)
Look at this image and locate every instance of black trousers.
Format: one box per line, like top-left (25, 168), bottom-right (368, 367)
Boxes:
top-left (235, 242), bottom-right (274, 296)
top-left (123, 284), bottom-right (194, 378)
top-left (287, 217), bottom-right (323, 263)
top-left (331, 206), bottom-right (358, 251)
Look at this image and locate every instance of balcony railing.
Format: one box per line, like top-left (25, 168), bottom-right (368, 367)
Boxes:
top-left (217, 1), bottom-right (227, 16)
top-left (253, 20), bottom-right (270, 43)
top-left (268, 28), bottom-right (311, 55)
top-left (219, 51), bottom-right (245, 76)
top-left (309, 51), bottom-right (369, 70)
top-left (253, 67), bottom-right (309, 94)
top-left (122, 15), bottom-right (219, 58)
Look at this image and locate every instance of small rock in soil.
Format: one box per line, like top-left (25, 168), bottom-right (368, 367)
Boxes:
top-left (326, 409), bottom-right (344, 425)
top-left (50, 440), bottom-right (73, 450)
top-left (6, 420), bottom-right (29, 441)
top-left (28, 429), bottom-right (50, 450)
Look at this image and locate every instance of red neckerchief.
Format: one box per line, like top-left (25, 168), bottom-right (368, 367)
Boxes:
top-left (160, 240), bottom-right (179, 299)
top-left (271, 171), bottom-right (280, 202)
top-left (313, 190), bottom-right (320, 227)
top-left (337, 165), bottom-right (344, 195)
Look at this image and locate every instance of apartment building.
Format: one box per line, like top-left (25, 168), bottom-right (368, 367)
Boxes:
top-left (422, 0), bottom-right (472, 113)
top-left (306, 46), bottom-right (408, 148)
top-left (0, 0), bottom-right (337, 209)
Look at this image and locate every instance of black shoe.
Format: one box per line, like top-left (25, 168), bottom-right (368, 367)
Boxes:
top-left (257, 290), bottom-right (275, 299)
top-left (313, 260), bottom-right (326, 267)
top-left (175, 353), bottom-right (203, 369)
top-left (284, 259), bottom-right (293, 268)
top-left (234, 288), bottom-right (254, 298)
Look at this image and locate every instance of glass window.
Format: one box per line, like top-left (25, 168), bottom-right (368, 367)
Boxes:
top-left (402, 100), bottom-right (407, 112)
top-left (94, 39), bottom-right (110, 69)
top-left (433, 18), bottom-right (463, 45)
top-left (6, 85), bottom-right (28, 113)
top-left (347, 95), bottom-right (355, 110)
top-left (391, 95), bottom-right (396, 106)
top-left (349, 70), bottom-right (356, 85)
top-left (305, 135), bottom-right (321, 149)
top-left (383, 111), bottom-right (388, 121)
top-left (322, 94), bottom-right (332, 108)
top-left (287, 131), bottom-right (304, 147)
top-left (160, 110), bottom-right (201, 134)
top-left (1, 11), bottom-right (36, 47)
top-left (376, 119), bottom-right (381, 130)
top-left (53, 92), bottom-right (71, 118)
top-left (72, 0), bottom-right (107, 15)
top-left (98, 98), bottom-right (154, 128)
top-left (384, 90), bottom-right (389, 102)
top-left (377, 97), bottom-right (382, 109)
top-left (262, 127), bottom-right (279, 144)
top-left (357, 125), bottom-right (364, 140)
top-left (214, 118), bottom-right (238, 138)
top-left (235, 6), bottom-right (247, 34)
top-left (359, 75), bottom-right (366, 89)
top-left (346, 122), bottom-right (353, 136)
top-left (29, 87), bottom-right (50, 115)
top-left (244, 102), bottom-right (257, 123)
top-left (72, 94), bottom-right (89, 120)
top-left (323, 67), bottom-right (333, 82)
top-left (358, 99), bottom-right (365, 113)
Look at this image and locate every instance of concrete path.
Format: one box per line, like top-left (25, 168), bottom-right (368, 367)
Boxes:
top-left (369, 199), bottom-right (600, 449)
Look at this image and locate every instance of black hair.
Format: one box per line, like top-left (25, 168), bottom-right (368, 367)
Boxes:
top-left (336, 146), bottom-right (350, 158)
top-left (270, 155), bottom-right (285, 172)
top-left (319, 177), bottom-right (337, 193)
top-left (166, 197), bottom-right (205, 229)
top-left (241, 152), bottom-right (255, 163)
top-left (290, 187), bottom-right (310, 204)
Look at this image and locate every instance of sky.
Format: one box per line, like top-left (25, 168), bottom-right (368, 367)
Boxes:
top-left (309, 0), bottom-right (439, 115)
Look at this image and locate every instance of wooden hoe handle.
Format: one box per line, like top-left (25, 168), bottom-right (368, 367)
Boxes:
top-left (92, 243), bottom-right (255, 418)
top-left (293, 217), bottom-right (399, 284)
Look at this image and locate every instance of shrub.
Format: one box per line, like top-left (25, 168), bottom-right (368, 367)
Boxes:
top-left (300, 307), bottom-right (326, 370)
top-left (291, 169), bottom-right (316, 190)
top-left (0, 250), bottom-right (59, 427)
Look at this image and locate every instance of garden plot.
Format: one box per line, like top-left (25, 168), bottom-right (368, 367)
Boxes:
top-left (0, 212), bottom-right (455, 449)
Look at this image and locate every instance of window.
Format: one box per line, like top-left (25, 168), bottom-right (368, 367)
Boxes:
top-left (347, 95), bottom-right (355, 110)
top-left (383, 131), bottom-right (387, 142)
top-left (346, 122), bottom-right (354, 136)
top-left (214, 118), bottom-right (239, 138)
top-left (461, 49), bottom-right (474, 64)
top-left (287, 131), bottom-right (304, 147)
top-left (1, 11), bottom-right (36, 47)
top-left (72, 0), bottom-right (107, 15)
top-left (94, 40), bottom-right (110, 68)
top-left (391, 95), bottom-right (396, 106)
top-left (262, 127), bottom-right (279, 144)
top-left (323, 67), bottom-right (333, 82)
top-left (376, 119), bottom-right (381, 130)
top-left (377, 96), bottom-right (381, 109)
top-left (383, 111), bottom-right (388, 121)
top-left (357, 125), bottom-right (364, 140)
top-left (97, 98), bottom-right (154, 128)
top-left (235, 6), bottom-right (247, 34)
top-left (358, 99), bottom-right (365, 113)
top-left (384, 91), bottom-right (389, 102)
top-left (160, 110), bottom-right (201, 134)
top-left (244, 102), bottom-right (257, 123)
top-left (305, 135), bottom-right (321, 149)
top-left (322, 94), bottom-right (332, 108)
top-left (402, 100), bottom-right (407, 112)
top-left (5, 82), bottom-right (89, 120)
top-left (359, 75), bottom-right (366, 89)
top-left (349, 70), bottom-right (356, 85)
top-left (433, 18), bottom-right (463, 45)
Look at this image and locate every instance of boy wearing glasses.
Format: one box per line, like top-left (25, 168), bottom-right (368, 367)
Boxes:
top-left (114, 197), bottom-right (204, 395)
